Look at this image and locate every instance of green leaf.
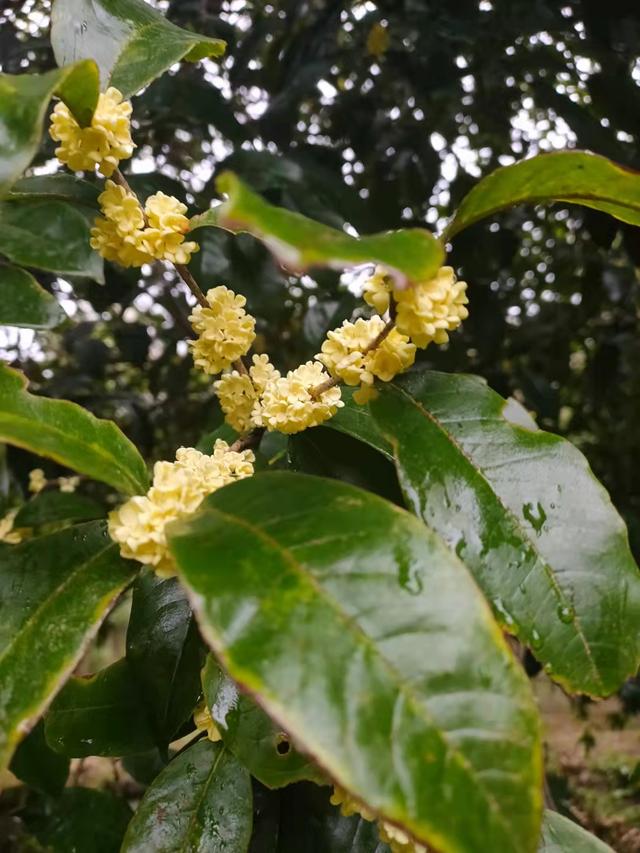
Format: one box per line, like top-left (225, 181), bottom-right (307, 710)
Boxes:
top-left (51, 0), bottom-right (226, 99)
top-left (538, 811), bottom-right (613, 852)
top-left (26, 787), bottom-right (132, 853)
top-left (9, 174), bottom-right (101, 208)
top-left (368, 371), bottom-right (640, 697)
top-left (0, 521), bottom-right (136, 770)
top-left (0, 199), bottom-right (103, 281)
top-left (15, 491), bottom-right (104, 529)
top-left (10, 721), bottom-right (70, 796)
top-left (0, 265), bottom-right (65, 329)
top-left (120, 740), bottom-right (253, 852)
top-left (289, 426), bottom-right (402, 503)
top-left (444, 150), bottom-right (640, 239)
top-left (202, 655), bottom-right (322, 790)
top-left (0, 61), bottom-right (99, 195)
top-left (0, 364), bottom-right (149, 495)
top-left (193, 172), bottom-right (444, 287)
top-left (327, 386), bottom-right (393, 460)
top-left (169, 472), bottom-right (543, 853)
top-left (45, 658), bottom-right (156, 757)
top-left (126, 570), bottom-right (204, 745)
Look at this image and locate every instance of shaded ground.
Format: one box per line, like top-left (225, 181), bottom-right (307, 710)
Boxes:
top-left (538, 679), bottom-right (640, 851)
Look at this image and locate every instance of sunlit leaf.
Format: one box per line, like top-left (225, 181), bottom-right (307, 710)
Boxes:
top-left (191, 172), bottom-right (444, 287)
top-left (51, 0), bottom-right (226, 98)
top-left (445, 150), bottom-right (640, 238)
top-left (0, 60), bottom-right (99, 195)
top-left (0, 364), bottom-right (149, 495)
top-left (539, 811), bottom-right (614, 852)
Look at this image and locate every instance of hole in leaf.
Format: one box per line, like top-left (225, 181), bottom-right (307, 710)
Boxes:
top-left (275, 733), bottom-right (291, 755)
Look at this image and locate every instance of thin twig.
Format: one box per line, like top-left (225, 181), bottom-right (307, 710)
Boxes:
top-left (230, 427), bottom-right (265, 453)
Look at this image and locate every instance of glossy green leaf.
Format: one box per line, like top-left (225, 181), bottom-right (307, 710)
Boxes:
top-left (289, 426), bottom-right (402, 504)
top-left (15, 491), bottom-right (104, 529)
top-left (0, 521), bottom-right (136, 770)
top-left (51, 0), bottom-right (226, 98)
top-left (0, 364), bottom-right (149, 495)
top-left (27, 787), bottom-right (132, 853)
top-left (202, 655), bottom-right (322, 790)
top-left (10, 721), bottom-right (70, 796)
top-left (327, 386), bottom-right (393, 460)
top-left (0, 61), bottom-right (99, 195)
top-left (368, 371), bottom-right (640, 697)
top-left (444, 150), bottom-right (640, 239)
top-left (0, 199), bottom-right (103, 281)
top-left (121, 740), bottom-right (253, 852)
top-left (126, 570), bottom-right (204, 744)
top-left (169, 472), bottom-right (543, 853)
top-left (192, 172), bottom-right (444, 287)
top-left (45, 658), bottom-right (156, 757)
top-left (9, 174), bottom-right (101, 208)
top-left (538, 811), bottom-right (613, 852)
top-left (0, 265), bottom-right (65, 329)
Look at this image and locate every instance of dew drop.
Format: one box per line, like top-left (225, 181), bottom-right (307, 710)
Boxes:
top-left (492, 597), bottom-right (515, 627)
top-left (530, 629), bottom-right (542, 650)
top-left (557, 603), bottom-right (575, 623)
top-left (455, 538), bottom-right (466, 559)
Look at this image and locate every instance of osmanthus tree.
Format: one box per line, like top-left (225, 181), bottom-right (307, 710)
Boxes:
top-left (0, 2), bottom-right (639, 851)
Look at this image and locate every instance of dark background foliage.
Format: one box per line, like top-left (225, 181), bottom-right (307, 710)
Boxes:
top-left (1, 0), bottom-right (639, 559)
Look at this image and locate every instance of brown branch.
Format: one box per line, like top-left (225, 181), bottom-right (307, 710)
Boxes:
top-left (230, 427), bottom-right (265, 453)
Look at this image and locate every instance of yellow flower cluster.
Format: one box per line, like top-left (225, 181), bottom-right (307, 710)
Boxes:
top-left (108, 440), bottom-right (254, 577)
top-left (193, 700), bottom-right (222, 742)
top-left (91, 182), bottom-right (199, 268)
top-left (364, 265), bottom-right (469, 348)
top-left (317, 316), bottom-right (415, 404)
top-left (49, 87), bottom-right (134, 178)
top-left (255, 361), bottom-right (343, 434)
top-left (330, 787), bottom-right (426, 853)
top-left (214, 354), bottom-right (280, 433)
top-left (189, 286), bottom-right (256, 375)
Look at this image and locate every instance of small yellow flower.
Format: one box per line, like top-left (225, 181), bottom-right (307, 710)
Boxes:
top-left (189, 286), bottom-right (256, 375)
top-left (317, 317), bottom-right (415, 403)
top-left (49, 87), bottom-right (134, 177)
top-left (108, 440), bottom-right (254, 577)
top-left (0, 509), bottom-right (22, 544)
top-left (214, 371), bottom-right (257, 433)
top-left (28, 468), bottom-right (47, 494)
top-left (59, 476), bottom-right (80, 493)
top-left (378, 821), bottom-right (427, 853)
top-left (352, 383), bottom-right (379, 405)
top-left (255, 361), bottom-right (343, 434)
top-left (249, 353), bottom-right (280, 393)
top-left (193, 700), bottom-right (222, 742)
top-left (394, 266), bottom-right (469, 348)
top-left (362, 265), bottom-right (393, 315)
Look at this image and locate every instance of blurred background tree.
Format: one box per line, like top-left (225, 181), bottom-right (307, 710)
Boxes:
top-left (3, 2), bottom-right (640, 847)
top-left (1, 0), bottom-right (639, 546)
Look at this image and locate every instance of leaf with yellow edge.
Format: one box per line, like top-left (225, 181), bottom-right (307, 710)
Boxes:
top-left (191, 172), bottom-right (444, 288)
